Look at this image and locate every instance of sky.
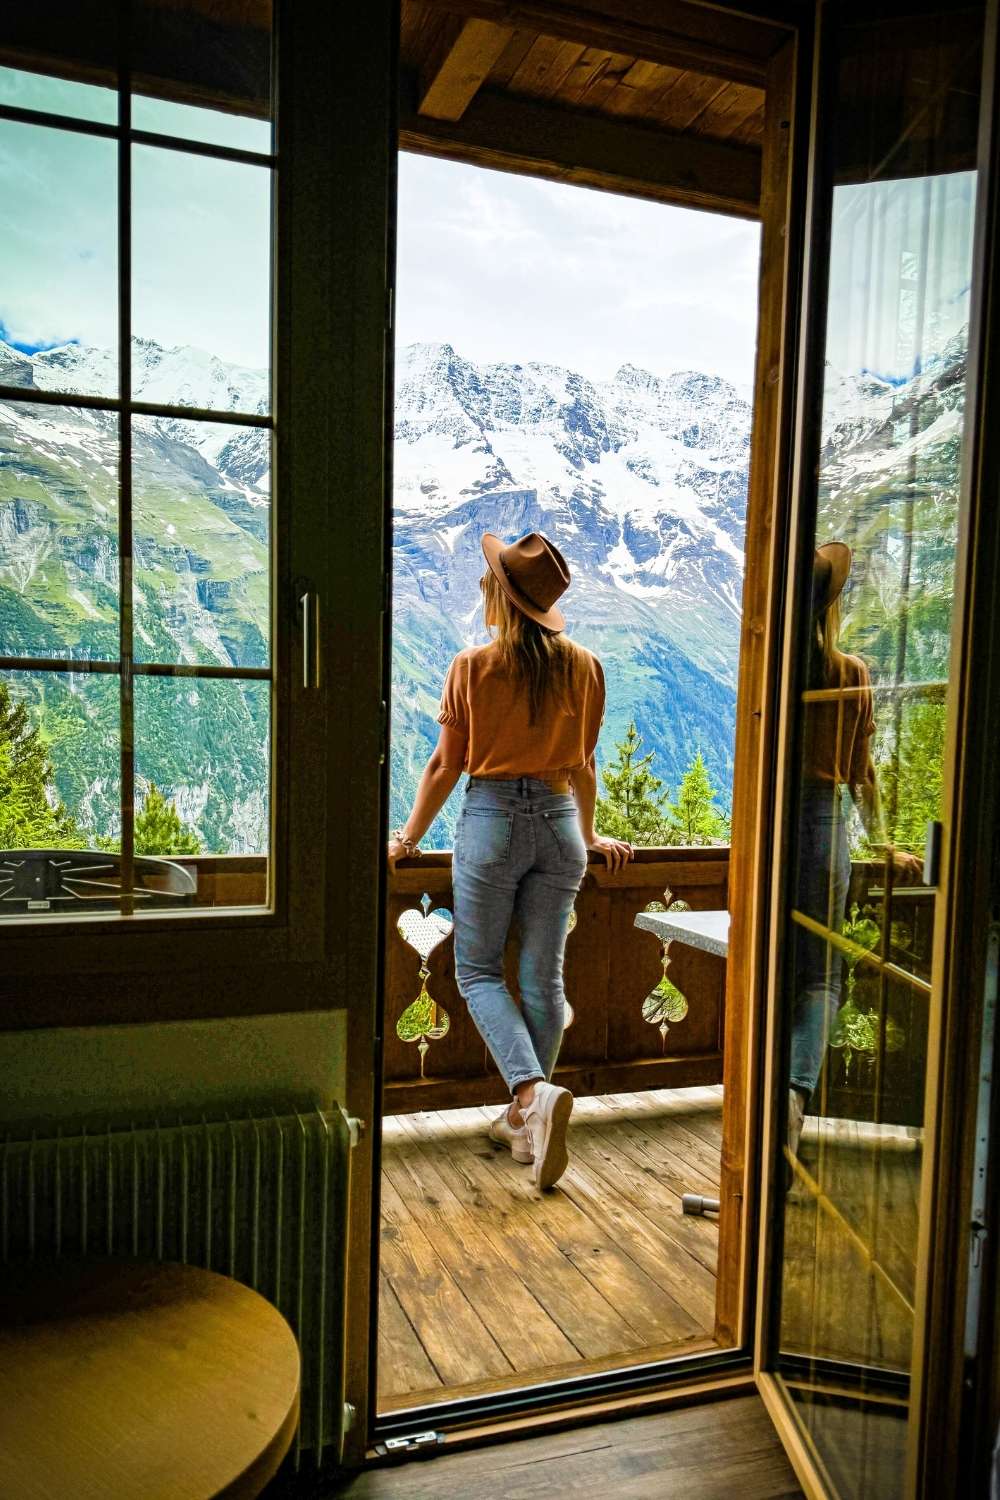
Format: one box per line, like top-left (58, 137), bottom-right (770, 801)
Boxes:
top-left (0, 74), bottom-right (762, 388)
top-left (0, 82), bottom-right (271, 370)
top-left (396, 153), bottom-right (762, 390)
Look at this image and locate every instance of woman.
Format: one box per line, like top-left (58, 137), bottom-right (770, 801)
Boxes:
top-left (789, 541), bottom-right (922, 1155)
top-left (387, 531), bottom-right (634, 1189)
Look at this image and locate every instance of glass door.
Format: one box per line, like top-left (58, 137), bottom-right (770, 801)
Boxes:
top-left (760, 2), bottom-right (989, 1495)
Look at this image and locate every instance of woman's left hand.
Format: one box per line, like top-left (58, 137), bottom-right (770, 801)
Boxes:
top-left (891, 848), bottom-right (924, 885)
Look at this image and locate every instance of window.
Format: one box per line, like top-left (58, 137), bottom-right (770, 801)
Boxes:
top-left (0, 2), bottom-right (274, 919)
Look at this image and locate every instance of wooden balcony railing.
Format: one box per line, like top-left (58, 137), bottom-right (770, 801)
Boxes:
top-left (385, 847), bottom-right (730, 1116)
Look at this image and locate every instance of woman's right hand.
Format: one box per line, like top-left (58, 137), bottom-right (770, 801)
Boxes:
top-left (586, 834), bottom-right (635, 872)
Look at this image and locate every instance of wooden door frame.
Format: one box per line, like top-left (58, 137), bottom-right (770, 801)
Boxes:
top-left (353, 0), bottom-right (813, 1453)
top-left (752, 2), bottom-right (1000, 1497)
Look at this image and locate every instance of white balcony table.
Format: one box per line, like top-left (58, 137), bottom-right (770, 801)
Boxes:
top-left (633, 906), bottom-right (730, 1215)
top-left (633, 908), bottom-right (730, 958)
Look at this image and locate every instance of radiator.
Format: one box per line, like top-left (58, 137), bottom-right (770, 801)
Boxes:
top-left (0, 1107), bottom-right (357, 1470)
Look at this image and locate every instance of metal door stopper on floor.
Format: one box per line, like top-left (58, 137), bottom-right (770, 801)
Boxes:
top-left (682, 1193), bottom-right (720, 1216)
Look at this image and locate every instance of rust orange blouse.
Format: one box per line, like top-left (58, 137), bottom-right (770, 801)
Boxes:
top-left (436, 642), bottom-right (605, 778)
top-left (801, 651), bottom-right (876, 785)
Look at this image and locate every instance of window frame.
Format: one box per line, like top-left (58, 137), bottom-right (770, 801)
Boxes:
top-left (0, 1), bottom-right (377, 1020)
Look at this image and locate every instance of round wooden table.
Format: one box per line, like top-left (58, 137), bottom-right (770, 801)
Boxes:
top-left (0, 1260), bottom-right (300, 1500)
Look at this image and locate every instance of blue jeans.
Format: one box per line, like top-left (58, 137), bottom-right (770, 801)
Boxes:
top-left (451, 776), bottom-right (588, 1096)
top-left (790, 782), bottom-right (852, 1099)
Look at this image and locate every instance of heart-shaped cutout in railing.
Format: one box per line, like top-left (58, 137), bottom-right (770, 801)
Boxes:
top-left (396, 894), bottom-right (453, 1071)
top-left (397, 902), bottom-right (454, 960)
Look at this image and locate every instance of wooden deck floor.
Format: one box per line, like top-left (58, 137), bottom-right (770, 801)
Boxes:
top-left (378, 1086), bottom-right (724, 1412)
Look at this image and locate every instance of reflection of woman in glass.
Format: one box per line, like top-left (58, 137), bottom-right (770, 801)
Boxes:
top-left (789, 543), bottom-right (921, 1156)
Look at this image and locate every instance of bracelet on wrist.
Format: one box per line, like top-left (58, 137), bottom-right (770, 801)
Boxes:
top-left (389, 827), bottom-right (422, 857)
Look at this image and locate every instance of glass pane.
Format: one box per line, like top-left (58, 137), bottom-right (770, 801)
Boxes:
top-left (0, 400), bottom-right (119, 661)
top-left (131, 145), bottom-right (271, 411)
top-left (775, 4), bottom-right (984, 1494)
top-left (133, 674), bottom-right (269, 910)
top-left (131, 0), bottom-right (272, 153)
top-left (132, 417), bottom-right (269, 668)
top-left (0, 667), bottom-right (121, 914)
top-left (0, 65), bottom-right (116, 125)
top-left (0, 119), bottom-right (118, 397)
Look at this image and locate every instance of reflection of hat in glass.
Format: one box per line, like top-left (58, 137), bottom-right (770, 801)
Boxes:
top-left (812, 541), bottom-right (852, 615)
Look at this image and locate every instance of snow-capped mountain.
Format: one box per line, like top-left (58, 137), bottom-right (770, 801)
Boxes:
top-left (0, 327), bottom-right (965, 851)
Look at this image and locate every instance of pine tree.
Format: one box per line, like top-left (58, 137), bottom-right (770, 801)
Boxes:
top-left (666, 751), bottom-right (728, 846)
top-left (97, 783), bottom-right (201, 856)
top-left (595, 720), bottom-right (673, 846)
top-left (134, 784), bottom-right (201, 855)
top-left (0, 680), bottom-right (83, 850)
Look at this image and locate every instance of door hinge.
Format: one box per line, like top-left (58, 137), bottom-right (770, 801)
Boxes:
top-left (375, 1431), bottom-right (443, 1458)
top-left (379, 700), bottom-right (388, 765)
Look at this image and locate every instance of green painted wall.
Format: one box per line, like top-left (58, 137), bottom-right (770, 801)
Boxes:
top-left (0, 1010), bottom-right (347, 1133)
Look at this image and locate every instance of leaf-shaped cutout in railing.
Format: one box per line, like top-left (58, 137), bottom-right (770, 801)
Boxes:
top-left (639, 887), bottom-right (692, 1053)
top-left (396, 893), bottom-right (453, 1073)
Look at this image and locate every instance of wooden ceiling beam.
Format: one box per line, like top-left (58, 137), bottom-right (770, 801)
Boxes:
top-left (413, 0), bottom-right (775, 89)
top-left (419, 15), bottom-right (515, 120)
top-left (400, 70), bottom-right (761, 219)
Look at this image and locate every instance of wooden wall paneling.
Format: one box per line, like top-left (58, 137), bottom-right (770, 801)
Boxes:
top-left (714, 33), bottom-right (800, 1352)
top-left (558, 883), bottom-right (614, 1067)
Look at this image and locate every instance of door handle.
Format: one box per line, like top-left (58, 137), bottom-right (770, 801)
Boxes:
top-left (299, 589), bottom-right (320, 689)
top-left (924, 820), bottom-right (942, 887)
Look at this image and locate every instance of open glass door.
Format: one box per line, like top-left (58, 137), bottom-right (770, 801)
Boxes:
top-left (757, 1), bottom-right (990, 1495)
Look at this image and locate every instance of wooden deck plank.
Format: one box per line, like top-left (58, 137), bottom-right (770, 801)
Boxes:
top-left (380, 1167), bottom-right (514, 1388)
top-left (386, 1129), bottom-right (582, 1370)
top-left (396, 1110), bottom-right (647, 1360)
top-left (377, 1276), bottom-right (441, 1402)
top-left (378, 1088), bottom-right (725, 1411)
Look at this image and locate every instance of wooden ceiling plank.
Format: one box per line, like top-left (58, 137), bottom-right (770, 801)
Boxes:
top-left (507, 34), bottom-right (587, 99)
top-left (489, 27), bottom-right (540, 87)
top-left (410, 0), bottom-right (772, 89)
top-left (599, 61), bottom-right (688, 120)
top-left (557, 46), bottom-right (619, 106)
top-left (728, 101), bottom-right (766, 147)
top-left (652, 70), bottom-right (731, 133)
top-left (696, 81), bottom-right (767, 141)
top-left (399, 72), bottom-right (762, 219)
top-left (569, 49), bottom-right (635, 112)
top-left (419, 15), bottom-right (515, 121)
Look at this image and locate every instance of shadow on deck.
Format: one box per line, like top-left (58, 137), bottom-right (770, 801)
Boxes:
top-left (378, 1085), bottom-right (724, 1412)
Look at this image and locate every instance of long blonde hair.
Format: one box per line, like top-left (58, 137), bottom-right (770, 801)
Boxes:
top-left (481, 570), bottom-right (581, 724)
top-left (811, 595), bottom-right (844, 687)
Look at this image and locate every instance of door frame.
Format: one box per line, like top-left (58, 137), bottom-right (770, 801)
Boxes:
top-left (751, 2), bottom-right (1000, 1496)
top-left (354, 0), bottom-right (815, 1455)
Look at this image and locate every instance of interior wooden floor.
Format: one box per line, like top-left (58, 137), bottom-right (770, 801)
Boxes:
top-left (378, 1086), bottom-right (724, 1412)
top-left (287, 1395), bottom-right (801, 1499)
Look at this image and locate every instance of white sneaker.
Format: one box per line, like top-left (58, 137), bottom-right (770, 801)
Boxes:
top-left (488, 1107), bottom-right (533, 1164)
top-left (521, 1082), bottom-right (573, 1189)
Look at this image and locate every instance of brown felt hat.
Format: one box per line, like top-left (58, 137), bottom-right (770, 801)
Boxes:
top-left (813, 541), bottom-right (852, 616)
top-left (481, 531), bottom-right (571, 633)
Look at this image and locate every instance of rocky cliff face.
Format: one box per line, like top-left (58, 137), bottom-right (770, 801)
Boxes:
top-left (1, 329), bottom-right (963, 851)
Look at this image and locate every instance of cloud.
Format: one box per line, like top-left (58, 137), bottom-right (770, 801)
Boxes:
top-left (396, 154), bottom-right (762, 387)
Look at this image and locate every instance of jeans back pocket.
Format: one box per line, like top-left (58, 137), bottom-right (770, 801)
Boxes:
top-left (544, 808), bottom-right (587, 871)
top-left (456, 807), bottom-right (514, 868)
